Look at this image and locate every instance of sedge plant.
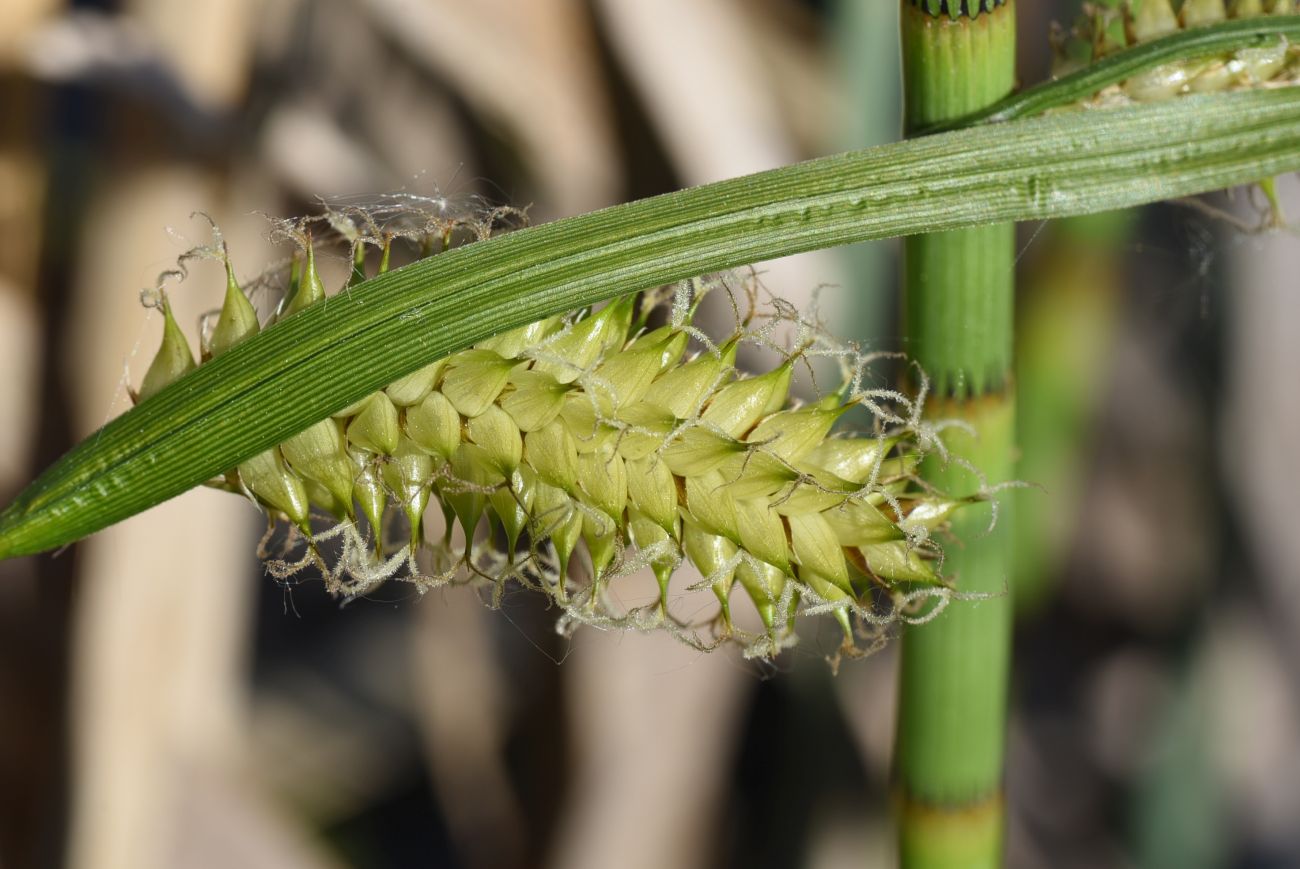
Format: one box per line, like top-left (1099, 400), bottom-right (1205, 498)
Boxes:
top-left (0, 3), bottom-right (1298, 862)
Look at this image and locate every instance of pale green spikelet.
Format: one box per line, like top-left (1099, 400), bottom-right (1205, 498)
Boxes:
top-left (346, 393), bottom-right (400, 455)
top-left (385, 359), bottom-right (447, 407)
top-left (1132, 0), bottom-right (1180, 42)
top-left (137, 292), bottom-right (197, 402)
top-left (237, 447), bottom-right (311, 535)
top-left (1181, 0), bottom-right (1228, 27)
top-left (207, 252), bottom-right (260, 359)
top-left (280, 231), bottom-right (326, 319)
top-left (280, 419), bottom-right (356, 520)
top-left (138, 198), bottom-right (981, 659)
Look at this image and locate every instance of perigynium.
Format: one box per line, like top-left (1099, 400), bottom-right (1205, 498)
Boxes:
top-left (135, 198), bottom-right (993, 661)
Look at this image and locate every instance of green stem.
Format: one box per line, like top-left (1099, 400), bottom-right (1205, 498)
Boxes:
top-left (1013, 212), bottom-right (1130, 613)
top-left (895, 2), bottom-right (1015, 866)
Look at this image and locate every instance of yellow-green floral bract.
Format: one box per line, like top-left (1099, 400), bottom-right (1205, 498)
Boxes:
top-left (142, 210), bottom-right (972, 659)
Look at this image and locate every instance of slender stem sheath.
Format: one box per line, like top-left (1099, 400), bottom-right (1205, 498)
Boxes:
top-left (895, 3), bottom-right (1016, 866)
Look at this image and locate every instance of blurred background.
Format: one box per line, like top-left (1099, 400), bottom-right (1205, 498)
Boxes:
top-left (1, 1), bottom-right (1298, 867)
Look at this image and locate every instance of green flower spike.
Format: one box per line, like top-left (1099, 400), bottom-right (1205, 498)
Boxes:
top-left (123, 208), bottom-right (971, 659)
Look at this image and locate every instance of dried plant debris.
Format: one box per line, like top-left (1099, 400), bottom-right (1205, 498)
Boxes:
top-left (137, 195), bottom-right (998, 661)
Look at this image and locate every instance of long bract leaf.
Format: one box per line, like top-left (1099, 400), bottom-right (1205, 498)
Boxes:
top-left (3, 89), bottom-right (1300, 558)
top-left (936, 15), bottom-right (1300, 130)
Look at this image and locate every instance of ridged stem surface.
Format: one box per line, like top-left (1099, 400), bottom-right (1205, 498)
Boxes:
top-left (896, 2), bottom-right (1015, 866)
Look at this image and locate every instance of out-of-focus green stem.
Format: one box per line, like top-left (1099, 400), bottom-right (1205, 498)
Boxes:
top-left (895, 2), bottom-right (1016, 866)
top-left (833, 0), bottom-right (900, 340)
top-left (1013, 211), bottom-right (1131, 613)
